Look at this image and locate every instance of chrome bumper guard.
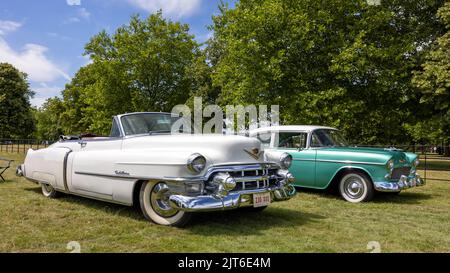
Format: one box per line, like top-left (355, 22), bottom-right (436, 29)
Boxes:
top-left (374, 174), bottom-right (426, 192)
top-left (169, 183), bottom-right (296, 212)
top-left (16, 165), bottom-right (24, 177)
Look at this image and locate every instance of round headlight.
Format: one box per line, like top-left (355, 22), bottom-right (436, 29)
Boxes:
top-left (414, 158), bottom-right (420, 167)
top-left (187, 153), bottom-right (206, 174)
top-left (280, 153), bottom-right (293, 169)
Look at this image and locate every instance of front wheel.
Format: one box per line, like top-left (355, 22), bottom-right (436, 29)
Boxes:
top-left (139, 181), bottom-right (192, 227)
top-left (339, 172), bottom-right (374, 203)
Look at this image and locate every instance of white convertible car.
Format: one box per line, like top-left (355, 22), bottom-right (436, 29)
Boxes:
top-left (16, 112), bottom-right (296, 226)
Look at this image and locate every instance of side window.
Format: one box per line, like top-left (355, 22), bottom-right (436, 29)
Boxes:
top-left (277, 132), bottom-right (307, 149)
top-left (110, 119), bottom-right (121, 138)
top-left (256, 132), bottom-right (272, 148)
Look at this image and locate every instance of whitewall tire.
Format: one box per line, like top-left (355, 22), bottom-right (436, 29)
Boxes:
top-left (339, 172), bottom-right (374, 203)
top-left (139, 181), bottom-right (192, 227)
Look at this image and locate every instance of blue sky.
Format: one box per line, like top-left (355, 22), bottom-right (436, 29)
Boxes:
top-left (0, 0), bottom-right (235, 107)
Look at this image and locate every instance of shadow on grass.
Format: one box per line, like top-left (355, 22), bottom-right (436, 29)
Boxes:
top-left (296, 186), bottom-right (433, 205)
top-left (24, 186), bottom-right (145, 221)
top-left (24, 186), bottom-right (326, 233)
top-left (0, 179), bottom-right (15, 184)
top-left (187, 208), bottom-right (326, 235)
top-left (296, 186), bottom-right (341, 200)
top-left (374, 191), bottom-right (433, 204)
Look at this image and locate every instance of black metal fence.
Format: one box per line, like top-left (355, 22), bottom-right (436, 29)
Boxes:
top-left (0, 139), bottom-right (54, 154)
top-left (0, 139), bottom-right (448, 182)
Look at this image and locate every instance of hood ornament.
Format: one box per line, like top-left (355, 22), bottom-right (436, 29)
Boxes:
top-left (244, 148), bottom-right (263, 160)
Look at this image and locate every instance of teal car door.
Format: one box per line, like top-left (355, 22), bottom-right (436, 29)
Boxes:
top-left (275, 132), bottom-right (316, 187)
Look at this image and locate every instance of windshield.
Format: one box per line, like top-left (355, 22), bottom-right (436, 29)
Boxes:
top-left (310, 129), bottom-right (348, 147)
top-left (121, 113), bottom-right (179, 136)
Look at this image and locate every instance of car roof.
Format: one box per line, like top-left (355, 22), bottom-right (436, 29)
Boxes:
top-left (250, 125), bottom-right (337, 134)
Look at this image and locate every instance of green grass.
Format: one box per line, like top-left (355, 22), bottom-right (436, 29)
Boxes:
top-left (0, 152), bottom-right (449, 253)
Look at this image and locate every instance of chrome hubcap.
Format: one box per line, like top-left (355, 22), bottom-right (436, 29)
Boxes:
top-left (343, 176), bottom-right (365, 199)
top-left (150, 182), bottom-right (178, 217)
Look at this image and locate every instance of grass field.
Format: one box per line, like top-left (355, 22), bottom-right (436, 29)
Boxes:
top-left (0, 152), bottom-right (449, 253)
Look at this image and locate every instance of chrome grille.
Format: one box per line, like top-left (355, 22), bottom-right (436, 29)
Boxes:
top-left (208, 167), bottom-right (280, 192)
top-left (391, 167), bottom-right (411, 180)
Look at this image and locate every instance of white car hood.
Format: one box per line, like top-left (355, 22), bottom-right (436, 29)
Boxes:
top-left (121, 134), bottom-right (265, 167)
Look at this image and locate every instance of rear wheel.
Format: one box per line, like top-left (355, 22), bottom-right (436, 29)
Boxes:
top-left (339, 172), bottom-right (374, 203)
top-left (41, 184), bottom-right (60, 198)
top-left (139, 181), bottom-right (192, 227)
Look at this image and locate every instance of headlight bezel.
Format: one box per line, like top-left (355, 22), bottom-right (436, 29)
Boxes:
top-left (187, 153), bottom-right (207, 174)
top-left (386, 159), bottom-right (394, 175)
top-left (279, 153), bottom-right (293, 169)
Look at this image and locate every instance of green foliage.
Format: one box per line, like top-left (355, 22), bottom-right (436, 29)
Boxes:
top-left (81, 12), bottom-right (198, 134)
top-left (410, 2), bottom-right (450, 145)
top-left (33, 2), bottom-right (449, 145)
top-left (0, 63), bottom-right (35, 139)
top-left (35, 12), bottom-right (200, 137)
top-left (208, 0), bottom-right (446, 144)
top-left (34, 98), bottom-right (64, 140)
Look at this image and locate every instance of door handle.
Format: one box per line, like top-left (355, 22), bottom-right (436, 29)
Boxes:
top-left (78, 141), bottom-right (87, 148)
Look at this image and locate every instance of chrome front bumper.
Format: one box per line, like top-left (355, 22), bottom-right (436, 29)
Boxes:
top-left (169, 184), bottom-right (296, 212)
top-left (374, 174), bottom-right (426, 192)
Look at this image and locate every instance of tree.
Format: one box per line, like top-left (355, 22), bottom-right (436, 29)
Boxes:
top-left (34, 98), bottom-right (65, 140)
top-left (35, 12), bottom-right (201, 136)
top-left (0, 63), bottom-right (35, 139)
top-left (50, 12), bottom-right (200, 135)
top-left (410, 2), bottom-right (449, 153)
top-left (208, 0), bottom-right (445, 144)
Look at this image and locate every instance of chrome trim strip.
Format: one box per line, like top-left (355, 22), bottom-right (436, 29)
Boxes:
top-left (116, 162), bottom-right (186, 166)
top-left (74, 170), bottom-right (205, 182)
top-left (62, 148), bottom-right (72, 192)
top-left (74, 171), bottom-right (151, 180)
top-left (293, 158), bottom-right (316, 162)
top-left (315, 159), bottom-right (385, 166)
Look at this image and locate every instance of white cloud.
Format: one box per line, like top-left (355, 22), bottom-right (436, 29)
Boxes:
top-left (64, 8), bottom-right (91, 23)
top-left (0, 20), bottom-right (22, 35)
top-left (33, 84), bottom-right (62, 95)
top-left (30, 97), bottom-right (48, 108)
top-left (0, 37), bottom-right (70, 82)
top-left (66, 0), bottom-right (81, 6)
top-left (78, 8), bottom-right (90, 19)
top-left (127, 0), bottom-right (202, 18)
top-left (30, 84), bottom-right (63, 108)
top-left (65, 17), bottom-right (81, 23)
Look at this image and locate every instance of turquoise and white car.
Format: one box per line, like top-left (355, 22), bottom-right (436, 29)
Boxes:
top-left (250, 126), bottom-right (425, 203)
